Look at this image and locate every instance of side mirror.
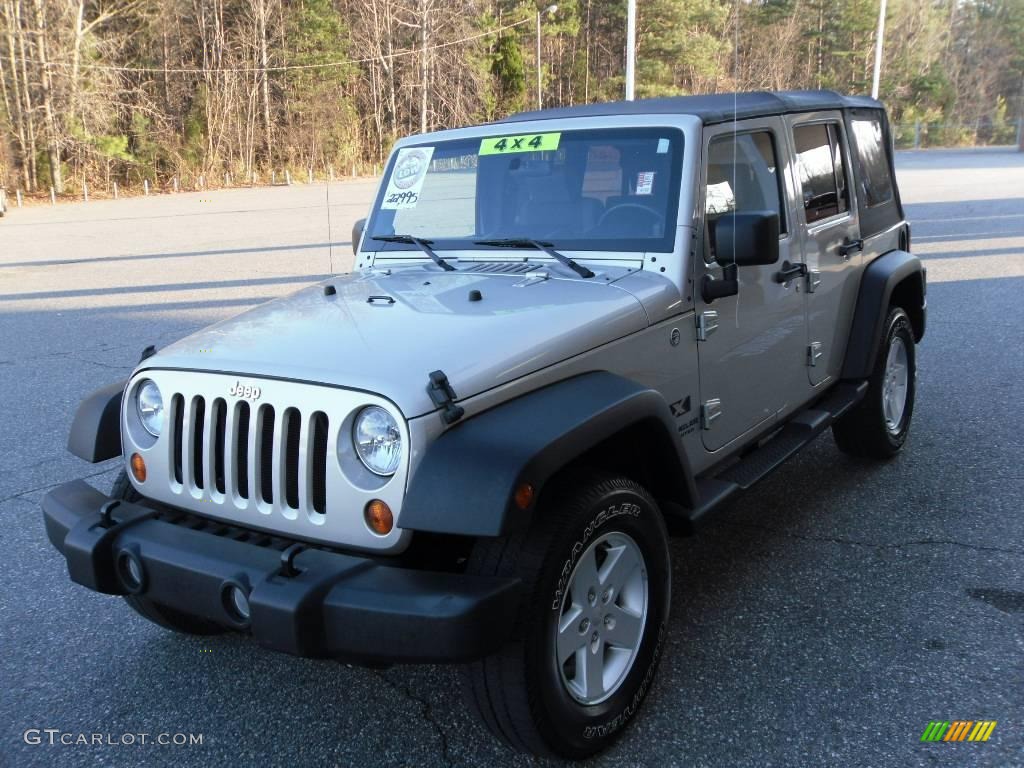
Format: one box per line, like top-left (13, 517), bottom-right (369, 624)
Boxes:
top-left (713, 210), bottom-right (779, 267)
top-left (351, 218), bottom-right (366, 256)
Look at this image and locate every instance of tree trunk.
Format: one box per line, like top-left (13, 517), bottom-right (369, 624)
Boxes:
top-left (419, 0), bottom-right (428, 134)
top-left (14, 0), bottom-right (37, 189)
top-left (2, 0), bottom-right (30, 190)
top-left (256, 0), bottom-right (272, 162)
top-left (32, 0), bottom-right (62, 193)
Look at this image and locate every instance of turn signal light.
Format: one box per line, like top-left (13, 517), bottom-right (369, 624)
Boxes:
top-left (513, 482), bottom-right (535, 510)
top-left (130, 453), bottom-right (147, 483)
top-left (364, 499), bottom-right (394, 535)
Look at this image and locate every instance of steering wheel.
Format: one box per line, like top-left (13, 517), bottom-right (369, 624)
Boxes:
top-left (595, 203), bottom-right (665, 235)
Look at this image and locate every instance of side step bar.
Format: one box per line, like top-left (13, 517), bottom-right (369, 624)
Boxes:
top-left (687, 381), bottom-right (868, 524)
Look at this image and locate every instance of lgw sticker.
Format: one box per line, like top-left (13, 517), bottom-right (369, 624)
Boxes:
top-left (381, 147), bottom-right (434, 209)
top-left (479, 132), bottom-right (560, 155)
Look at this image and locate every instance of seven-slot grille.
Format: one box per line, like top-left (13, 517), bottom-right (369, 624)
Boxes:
top-left (168, 394), bottom-right (330, 518)
top-left (127, 371), bottom-right (410, 551)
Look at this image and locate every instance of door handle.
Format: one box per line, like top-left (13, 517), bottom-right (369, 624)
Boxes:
top-left (838, 238), bottom-right (864, 258)
top-left (773, 260), bottom-right (807, 283)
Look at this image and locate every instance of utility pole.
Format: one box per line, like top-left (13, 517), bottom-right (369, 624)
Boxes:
top-left (625, 0), bottom-right (636, 100)
top-left (871, 0), bottom-right (888, 100)
top-left (536, 5), bottom-right (557, 109)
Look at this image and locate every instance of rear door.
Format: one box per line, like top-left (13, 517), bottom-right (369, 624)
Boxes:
top-left (695, 118), bottom-right (809, 452)
top-left (787, 113), bottom-right (862, 386)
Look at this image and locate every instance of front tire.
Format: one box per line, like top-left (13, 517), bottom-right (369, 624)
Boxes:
top-left (833, 306), bottom-right (917, 459)
top-left (110, 471), bottom-right (225, 636)
top-left (460, 471), bottom-right (671, 759)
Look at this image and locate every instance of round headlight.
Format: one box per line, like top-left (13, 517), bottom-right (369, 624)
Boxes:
top-left (136, 380), bottom-right (164, 437)
top-left (352, 406), bottom-right (402, 476)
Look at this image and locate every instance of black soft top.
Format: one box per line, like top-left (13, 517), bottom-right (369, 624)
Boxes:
top-left (501, 90), bottom-right (883, 126)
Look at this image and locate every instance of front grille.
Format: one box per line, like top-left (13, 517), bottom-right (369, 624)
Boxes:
top-left (213, 398), bottom-right (227, 494)
top-left (235, 402), bottom-right (250, 499)
top-left (192, 397), bottom-right (205, 490)
top-left (171, 394), bottom-right (184, 484)
top-left (310, 412), bottom-right (328, 516)
top-left (131, 370), bottom-right (409, 550)
top-left (171, 394), bottom-right (328, 518)
top-left (259, 406), bottom-right (275, 505)
top-left (283, 408), bottom-right (301, 509)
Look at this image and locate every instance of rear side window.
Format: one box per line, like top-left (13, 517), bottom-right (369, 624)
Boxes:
top-left (793, 123), bottom-right (849, 224)
top-left (850, 118), bottom-right (894, 208)
top-left (705, 131), bottom-right (785, 230)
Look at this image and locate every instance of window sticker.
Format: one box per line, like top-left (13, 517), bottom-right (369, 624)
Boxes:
top-left (656, 138), bottom-right (670, 154)
top-left (381, 147), bottom-right (434, 209)
top-left (636, 171), bottom-right (656, 195)
top-left (479, 132), bottom-right (561, 155)
top-left (705, 181), bottom-right (735, 214)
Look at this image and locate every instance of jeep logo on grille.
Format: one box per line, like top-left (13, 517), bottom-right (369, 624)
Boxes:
top-left (228, 381), bottom-right (261, 400)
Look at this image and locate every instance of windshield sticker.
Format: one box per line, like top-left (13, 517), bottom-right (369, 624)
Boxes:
top-left (636, 171), bottom-right (655, 195)
top-left (656, 138), bottom-right (670, 154)
top-left (479, 132), bottom-right (561, 156)
top-left (381, 147), bottom-right (434, 209)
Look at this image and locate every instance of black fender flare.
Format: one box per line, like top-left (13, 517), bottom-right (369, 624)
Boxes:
top-left (67, 381), bottom-right (124, 463)
top-left (400, 371), bottom-right (697, 537)
top-left (842, 250), bottom-right (926, 380)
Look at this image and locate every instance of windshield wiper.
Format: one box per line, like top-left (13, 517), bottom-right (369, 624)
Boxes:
top-left (473, 238), bottom-right (594, 279)
top-left (372, 234), bottom-right (456, 271)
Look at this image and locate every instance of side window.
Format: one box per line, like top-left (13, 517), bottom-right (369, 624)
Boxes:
top-left (793, 122), bottom-right (849, 224)
top-left (850, 117), bottom-right (895, 207)
top-left (704, 130), bottom-right (786, 255)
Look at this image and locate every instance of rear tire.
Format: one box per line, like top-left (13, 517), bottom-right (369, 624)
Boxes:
top-left (110, 471), bottom-right (225, 636)
top-left (459, 471), bottom-right (671, 759)
top-left (833, 306), bottom-right (916, 459)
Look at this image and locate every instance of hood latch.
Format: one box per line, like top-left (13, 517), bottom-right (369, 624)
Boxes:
top-left (427, 370), bottom-right (465, 426)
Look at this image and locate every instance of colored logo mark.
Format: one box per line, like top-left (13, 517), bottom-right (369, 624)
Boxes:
top-left (920, 721), bottom-right (997, 742)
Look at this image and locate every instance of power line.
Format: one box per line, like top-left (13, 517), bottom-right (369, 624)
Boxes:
top-left (20, 16), bottom-right (532, 76)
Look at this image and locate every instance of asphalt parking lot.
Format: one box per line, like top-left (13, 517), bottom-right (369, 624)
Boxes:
top-left (1, 148), bottom-right (1022, 768)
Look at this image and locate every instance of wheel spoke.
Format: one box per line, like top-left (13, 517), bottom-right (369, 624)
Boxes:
top-left (604, 604), bottom-right (643, 650)
top-left (573, 545), bottom-right (600, 595)
top-left (580, 642), bottom-right (605, 700)
top-left (599, 541), bottom-right (640, 589)
top-left (557, 604), bottom-right (585, 663)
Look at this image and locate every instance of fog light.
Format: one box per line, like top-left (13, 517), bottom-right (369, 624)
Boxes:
top-left (364, 499), bottom-right (394, 535)
top-left (117, 551), bottom-right (145, 592)
top-left (130, 453), bottom-right (146, 483)
top-left (223, 583), bottom-right (251, 625)
top-left (513, 482), bottom-right (535, 510)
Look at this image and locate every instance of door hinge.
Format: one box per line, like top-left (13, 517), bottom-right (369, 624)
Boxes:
top-left (807, 342), bottom-right (824, 367)
top-left (806, 269), bottom-right (821, 293)
top-left (701, 399), bottom-right (722, 430)
top-left (696, 310), bottom-right (719, 341)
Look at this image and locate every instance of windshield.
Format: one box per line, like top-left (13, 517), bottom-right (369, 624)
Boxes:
top-left (365, 127), bottom-right (684, 254)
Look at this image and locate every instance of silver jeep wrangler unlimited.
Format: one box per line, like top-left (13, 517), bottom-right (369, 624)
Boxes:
top-left (44, 91), bottom-right (924, 759)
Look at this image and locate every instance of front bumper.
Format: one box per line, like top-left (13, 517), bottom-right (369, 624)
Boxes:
top-left (43, 480), bottom-right (520, 663)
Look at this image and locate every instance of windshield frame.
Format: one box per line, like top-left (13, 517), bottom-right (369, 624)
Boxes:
top-left (364, 125), bottom-right (686, 256)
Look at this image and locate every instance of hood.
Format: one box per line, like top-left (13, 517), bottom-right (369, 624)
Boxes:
top-left (144, 265), bottom-right (653, 417)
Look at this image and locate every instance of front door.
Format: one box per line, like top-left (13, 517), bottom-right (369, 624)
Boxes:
top-left (786, 114), bottom-right (863, 386)
top-left (695, 119), bottom-right (810, 452)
